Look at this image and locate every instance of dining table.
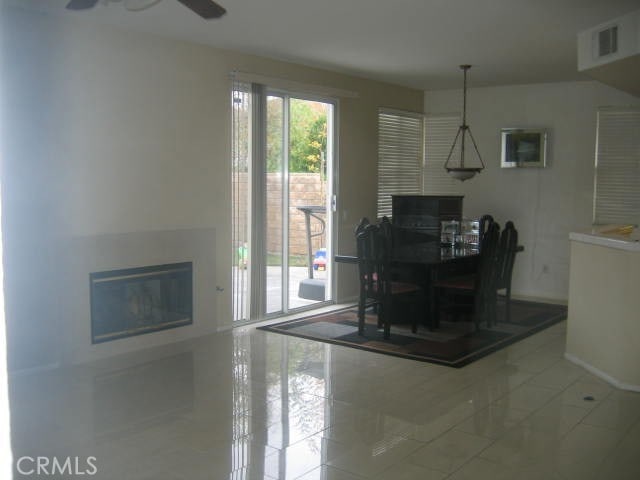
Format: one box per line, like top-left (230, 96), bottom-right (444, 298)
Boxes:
top-left (335, 232), bottom-right (481, 328)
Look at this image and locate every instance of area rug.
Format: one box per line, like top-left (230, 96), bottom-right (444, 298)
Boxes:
top-left (258, 299), bottom-right (567, 368)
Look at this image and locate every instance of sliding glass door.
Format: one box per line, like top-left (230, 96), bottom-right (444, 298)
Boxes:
top-left (232, 81), bottom-right (335, 323)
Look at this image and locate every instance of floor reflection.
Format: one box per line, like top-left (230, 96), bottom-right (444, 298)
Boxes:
top-left (92, 352), bottom-right (195, 440)
top-left (9, 318), bottom-right (640, 480)
top-left (232, 332), bottom-right (331, 479)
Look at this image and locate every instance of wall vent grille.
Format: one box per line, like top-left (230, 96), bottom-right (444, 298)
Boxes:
top-left (598, 26), bottom-right (618, 57)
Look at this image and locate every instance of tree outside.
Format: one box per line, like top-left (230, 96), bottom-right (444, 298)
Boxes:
top-left (267, 97), bottom-right (328, 175)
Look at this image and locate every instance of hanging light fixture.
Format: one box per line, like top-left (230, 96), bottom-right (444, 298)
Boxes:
top-left (444, 65), bottom-right (485, 181)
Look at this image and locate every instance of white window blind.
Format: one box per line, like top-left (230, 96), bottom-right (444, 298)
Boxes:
top-left (594, 107), bottom-right (640, 225)
top-left (424, 114), bottom-right (463, 195)
top-left (377, 108), bottom-right (424, 217)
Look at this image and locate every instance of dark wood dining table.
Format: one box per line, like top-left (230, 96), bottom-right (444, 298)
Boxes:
top-left (334, 242), bottom-right (479, 267)
top-left (336, 229), bottom-right (525, 329)
top-left (335, 237), bottom-right (481, 328)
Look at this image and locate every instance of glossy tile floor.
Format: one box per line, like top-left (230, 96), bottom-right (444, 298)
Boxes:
top-left (9, 315), bottom-right (640, 479)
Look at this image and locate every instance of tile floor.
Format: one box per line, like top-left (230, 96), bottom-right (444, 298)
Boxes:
top-left (8, 315), bottom-right (640, 479)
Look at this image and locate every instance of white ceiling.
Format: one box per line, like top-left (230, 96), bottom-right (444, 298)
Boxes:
top-left (8, 0), bottom-right (640, 90)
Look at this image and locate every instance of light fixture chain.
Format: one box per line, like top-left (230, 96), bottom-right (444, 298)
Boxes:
top-left (462, 65), bottom-right (468, 127)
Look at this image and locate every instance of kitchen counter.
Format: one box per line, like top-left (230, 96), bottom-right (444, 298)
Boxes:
top-left (569, 225), bottom-right (640, 252)
top-left (565, 225), bottom-right (640, 391)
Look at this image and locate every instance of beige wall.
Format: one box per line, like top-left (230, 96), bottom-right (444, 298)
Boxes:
top-left (425, 81), bottom-right (640, 302)
top-left (566, 240), bottom-right (640, 390)
top-left (0, 7), bottom-right (423, 371)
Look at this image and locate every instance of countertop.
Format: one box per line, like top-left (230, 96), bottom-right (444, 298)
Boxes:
top-left (569, 225), bottom-right (640, 252)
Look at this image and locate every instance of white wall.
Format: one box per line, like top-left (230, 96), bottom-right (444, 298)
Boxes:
top-left (0, 7), bottom-right (423, 371)
top-left (425, 80), bottom-right (640, 301)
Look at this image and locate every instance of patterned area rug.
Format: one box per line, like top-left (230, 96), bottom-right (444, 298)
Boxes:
top-left (258, 299), bottom-right (567, 368)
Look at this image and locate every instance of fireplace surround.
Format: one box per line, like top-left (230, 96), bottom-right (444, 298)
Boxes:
top-left (53, 228), bottom-right (217, 365)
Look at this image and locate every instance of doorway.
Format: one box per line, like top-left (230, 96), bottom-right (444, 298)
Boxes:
top-left (232, 82), bottom-right (335, 323)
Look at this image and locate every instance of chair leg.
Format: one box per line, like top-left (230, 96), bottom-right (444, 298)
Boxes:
top-left (473, 295), bottom-right (483, 331)
top-left (488, 291), bottom-right (497, 328)
top-left (432, 287), bottom-right (440, 330)
top-left (505, 286), bottom-right (512, 323)
top-left (482, 293), bottom-right (490, 329)
top-left (357, 290), bottom-right (366, 335)
top-left (411, 294), bottom-right (420, 334)
top-left (383, 321), bottom-right (390, 339)
top-left (382, 295), bottom-right (391, 339)
top-left (379, 306), bottom-right (388, 339)
top-left (492, 290), bottom-right (499, 325)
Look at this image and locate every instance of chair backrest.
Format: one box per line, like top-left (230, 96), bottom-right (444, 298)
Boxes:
top-left (496, 221), bottom-right (518, 289)
top-left (355, 217), bottom-right (370, 236)
top-left (355, 223), bottom-right (392, 299)
top-left (379, 215), bottom-right (394, 248)
top-left (475, 221), bottom-right (500, 296)
top-left (478, 214), bottom-right (494, 252)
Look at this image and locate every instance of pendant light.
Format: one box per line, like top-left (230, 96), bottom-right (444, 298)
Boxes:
top-left (444, 65), bottom-right (485, 181)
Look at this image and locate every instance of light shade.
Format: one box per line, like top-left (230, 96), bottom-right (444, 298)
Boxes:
top-left (446, 167), bottom-right (482, 181)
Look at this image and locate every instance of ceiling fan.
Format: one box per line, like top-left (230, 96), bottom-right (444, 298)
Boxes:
top-left (66, 0), bottom-right (227, 19)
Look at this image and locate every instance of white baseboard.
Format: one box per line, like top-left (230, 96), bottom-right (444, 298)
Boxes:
top-left (336, 295), bottom-right (359, 305)
top-left (564, 353), bottom-right (640, 392)
top-left (510, 293), bottom-right (568, 306)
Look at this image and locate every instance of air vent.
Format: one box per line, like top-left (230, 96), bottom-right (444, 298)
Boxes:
top-left (578, 9), bottom-right (640, 97)
top-left (598, 26), bottom-right (618, 57)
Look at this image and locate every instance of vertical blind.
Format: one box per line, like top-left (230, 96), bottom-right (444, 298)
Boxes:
top-left (232, 79), bottom-right (252, 322)
top-left (424, 114), bottom-right (463, 195)
top-left (594, 107), bottom-right (640, 225)
top-left (377, 108), bottom-right (424, 217)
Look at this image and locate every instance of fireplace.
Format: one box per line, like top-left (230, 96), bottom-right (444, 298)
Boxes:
top-left (90, 262), bottom-right (193, 344)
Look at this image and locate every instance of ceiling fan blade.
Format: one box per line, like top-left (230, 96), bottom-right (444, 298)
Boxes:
top-left (176, 0), bottom-right (226, 19)
top-left (66, 0), bottom-right (100, 10)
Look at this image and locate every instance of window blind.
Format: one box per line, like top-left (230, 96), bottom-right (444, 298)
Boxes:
top-left (231, 79), bottom-right (252, 322)
top-left (377, 108), bottom-right (424, 218)
top-left (424, 114), bottom-right (463, 195)
top-left (594, 107), bottom-right (640, 225)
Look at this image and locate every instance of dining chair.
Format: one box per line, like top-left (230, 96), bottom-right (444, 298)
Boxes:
top-left (432, 221), bottom-right (501, 330)
top-left (356, 222), bottom-right (423, 338)
top-left (379, 215), bottom-right (393, 245)
top-left (478, 214), bottom-right (494, 252)
top-left (355, 217), bottom-right (370, 236)
top-left (496, 221), bottom-right (518, 322)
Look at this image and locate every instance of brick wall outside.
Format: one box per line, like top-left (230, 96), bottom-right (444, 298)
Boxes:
top-left (233, 172), bottom-right (327, 257)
